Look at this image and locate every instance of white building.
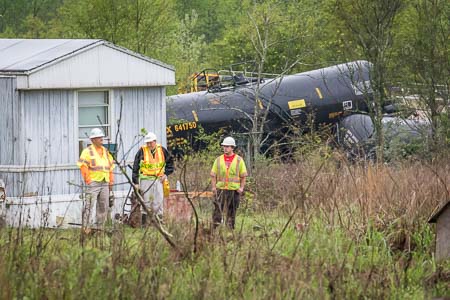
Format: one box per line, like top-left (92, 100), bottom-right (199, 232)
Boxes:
top-left (0, 39), bottom-right (175, 227)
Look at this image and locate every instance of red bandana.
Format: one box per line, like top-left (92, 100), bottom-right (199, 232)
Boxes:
top-left (223, 154), bottom-right (236, 168)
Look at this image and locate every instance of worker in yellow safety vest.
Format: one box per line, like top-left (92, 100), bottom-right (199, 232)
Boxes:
top-left (132, 132), bottom-right (174, 225)
top-left (210, 136), bottom-right (247, 229)
top-left (77, 128), bottom-right (115, 227)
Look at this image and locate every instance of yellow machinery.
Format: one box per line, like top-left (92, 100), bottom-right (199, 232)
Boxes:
top-left (190, 70), bottom-right (220, 92)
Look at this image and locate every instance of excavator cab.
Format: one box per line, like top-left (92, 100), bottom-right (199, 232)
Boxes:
top-left (181, 62), bottom-right (276, 94)
top-left (189, 69), bottom-right (220, 92)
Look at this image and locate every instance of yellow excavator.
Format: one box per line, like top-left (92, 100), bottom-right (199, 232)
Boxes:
top-left (177, 69), bottom-right (220, 94)
top-left (190, 70), bottom-right (220, 92)
top-left (178, 62), bottom-right (266, 94)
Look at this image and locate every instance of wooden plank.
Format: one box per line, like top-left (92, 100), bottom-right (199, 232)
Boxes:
top-left (436, 207), bottom-right (450, 261)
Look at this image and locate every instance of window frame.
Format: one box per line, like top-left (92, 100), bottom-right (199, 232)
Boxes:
top-left (75, 89), bottom-right (114, 154)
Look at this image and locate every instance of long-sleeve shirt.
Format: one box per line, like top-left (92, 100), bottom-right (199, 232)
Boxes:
top-left (132, 146), bottom-right (174, 184)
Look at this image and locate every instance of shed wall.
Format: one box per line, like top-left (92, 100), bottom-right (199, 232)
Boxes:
top-left (21, 89), bottom-right (77, 165)
top-left (436, 207), bottom-right (450, 261)
top-left (0, 77), bottom-right (23, 196)
top-left (0, 77), bottom-right (19, 165)
top-left (0, 86), bottom-right (166, 198)
top-left (1, 89), bottom-right (80, 197)
top-left (111, 87), bottom-right (166, 186)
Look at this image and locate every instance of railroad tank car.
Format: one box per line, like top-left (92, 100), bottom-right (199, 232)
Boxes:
top-left (166, 61), bottom-right (373, 151)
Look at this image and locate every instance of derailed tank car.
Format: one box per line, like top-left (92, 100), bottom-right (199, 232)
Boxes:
top-left (338, 114), bottom-right (430, 160)
top-left (166, 60), bottom-right (373, 152)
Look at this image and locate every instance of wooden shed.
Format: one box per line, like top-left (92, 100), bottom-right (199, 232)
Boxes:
top-left (0, 39), bottom-right (175, 227)
top-left (429, 200), bottom-right (450, 261)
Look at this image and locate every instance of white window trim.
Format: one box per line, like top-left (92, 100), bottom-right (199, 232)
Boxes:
top-left (75, 89), bottom-right (114, 153)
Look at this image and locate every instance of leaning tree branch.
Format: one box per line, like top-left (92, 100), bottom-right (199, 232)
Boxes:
top-left (112, 97), bottom-right (178, 249)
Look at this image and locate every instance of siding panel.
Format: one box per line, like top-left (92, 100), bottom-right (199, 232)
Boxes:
top-left (1, 89), bottom-right (82, 197)
top-left (0, 77), bottom-right (18, 165)
top-left (26, 45), bottom-right (175, 89)
top-left (20, 90), bottom-right (76, 165)
top-left (111, 87), bottom-right (166, 186)
top-left (1, 86), bottom-right (167, 198)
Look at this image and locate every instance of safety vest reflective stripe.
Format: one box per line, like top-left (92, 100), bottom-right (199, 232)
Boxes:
top-left (78, 159), bottom-right (90, 165)
top-left (225, 178), bottom-right (241, 183)
top-left (86, 145), bottom-right (112, 182)
top-left (217, 156), bottom-right (241, 180)
top-left (216, 155), bottom-right (241, 190)
top-left (90, 166), bottom-right (111, 171)
top-left (141, 162), bottom-right (164, 169)
top-left (88, 148), bottom-right (97, 167)
top-left (140, 145), bottom-right (165, 177)
top-left (87, 145), bottom-right (113, 169)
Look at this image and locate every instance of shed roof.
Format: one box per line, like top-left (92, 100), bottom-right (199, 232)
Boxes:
top-left (0, 39), bottom-right (174, 73)
top-left (0, 39), bottom-right (175, 89)
top-left (429, 200), bottom-right (450, 223)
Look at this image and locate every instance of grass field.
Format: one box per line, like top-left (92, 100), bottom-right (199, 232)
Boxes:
top-left (1, 155), bottom-right (449, 299)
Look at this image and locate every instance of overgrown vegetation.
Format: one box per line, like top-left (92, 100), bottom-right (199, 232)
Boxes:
top-left (1, 152), bottom-right (449, 299)
top-left (0, 0), bottom-right (449, 297)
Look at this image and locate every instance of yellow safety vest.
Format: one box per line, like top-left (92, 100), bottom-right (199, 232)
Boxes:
top-left (214, 155), bottom-right (244, 190)
top-left (139, 144), bottom-right (166, 179)
top-left (78, 145), bottom-right (113, 182)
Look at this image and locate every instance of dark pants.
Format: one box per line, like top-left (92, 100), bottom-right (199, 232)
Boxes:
top-left (213, 189), bottom-right (240, 229)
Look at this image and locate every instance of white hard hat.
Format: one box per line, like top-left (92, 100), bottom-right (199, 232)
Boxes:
top-left (89, 128), bottom-right (105, 139)
top-left (144, 132), bottom-right (157, 143)
top-left (221, 136), bottom-right (236, 147)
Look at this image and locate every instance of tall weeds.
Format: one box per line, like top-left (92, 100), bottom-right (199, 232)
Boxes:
top-left (1, 154), bottom-right (449, 299)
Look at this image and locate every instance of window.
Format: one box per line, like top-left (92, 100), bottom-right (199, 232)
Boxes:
top-left (78, 90), bottom-right (110, 146)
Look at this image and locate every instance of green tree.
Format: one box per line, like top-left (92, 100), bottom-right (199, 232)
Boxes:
top-left (126, 0), bottom-right (178, 60)
top-left (171, 9), bottom-right (207, 94)
top-left (0, 0), bottom-right (62, 37)
top-left (211, 0), bottom-right (315, 165)
top-left (209, 0), bottom-right (342, 75)
top-left (174, 0), bottom-right (242, 44)
top-left (55, 0), bottom-right (128, 42)
top-left (54, 0), bottom-right (178, 62)
top-left (396, 0), bottom-right (449, 152)
top-left (334, 0), bottom-right (404, 162)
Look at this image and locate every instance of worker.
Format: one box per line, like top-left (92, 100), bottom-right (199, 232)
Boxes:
top-left (77, 128), bottom-right (115, 227)
top-left (210, 136), bottom-right (247, 229)
top-left (132, 132), bottom-right (174, 225)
